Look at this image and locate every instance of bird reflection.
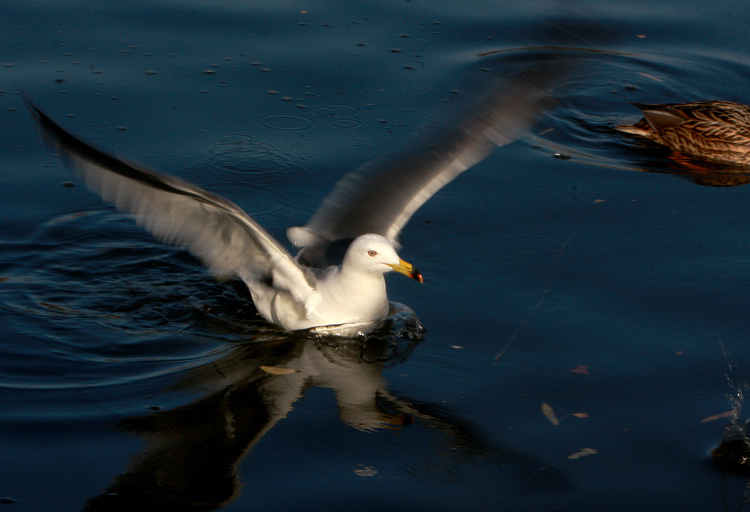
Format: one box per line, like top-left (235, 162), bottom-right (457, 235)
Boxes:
top-left (82, 305), bottom-right (573, 511)
top-left (531, 127), bottom-right (750, 188)
top-left (639, 159), bottom-right (750, 188)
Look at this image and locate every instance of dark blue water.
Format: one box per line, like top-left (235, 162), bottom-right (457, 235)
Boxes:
top-left (3, 1), bottom-right (750, 510)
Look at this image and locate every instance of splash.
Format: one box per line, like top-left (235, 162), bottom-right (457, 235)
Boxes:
top-left (712, 335), bottom-right (750, 510)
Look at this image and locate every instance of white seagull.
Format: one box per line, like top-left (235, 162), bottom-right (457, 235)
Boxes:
top-left (25, 56), bottom-right (561, 333)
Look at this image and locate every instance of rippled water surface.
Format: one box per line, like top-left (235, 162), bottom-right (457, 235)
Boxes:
top-left (3, 1), bottom-right (750, 510)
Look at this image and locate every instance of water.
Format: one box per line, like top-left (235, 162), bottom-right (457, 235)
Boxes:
top-left (3, 0), bottom-right (750, 510)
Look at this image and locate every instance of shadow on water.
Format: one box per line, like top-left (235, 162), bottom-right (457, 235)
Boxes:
top-left (82, 307), bottom-right (575, 511)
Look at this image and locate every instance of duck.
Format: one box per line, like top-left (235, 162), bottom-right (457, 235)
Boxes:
top-left (616, 100), bottom-right (750, 165)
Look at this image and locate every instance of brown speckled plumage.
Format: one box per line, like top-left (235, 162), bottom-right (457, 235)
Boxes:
top-left (616, 101), bottom-right (750, 165)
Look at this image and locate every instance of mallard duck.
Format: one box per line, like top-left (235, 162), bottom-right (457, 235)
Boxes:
top-left (616, 100), bottom-right (750, 165)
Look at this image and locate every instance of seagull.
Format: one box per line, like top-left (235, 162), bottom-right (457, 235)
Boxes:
top-left (25, 56), bottom-right (562, 333)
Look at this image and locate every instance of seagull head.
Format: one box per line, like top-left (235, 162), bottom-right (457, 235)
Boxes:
top-left (345, 234), bottom-right (423, 283)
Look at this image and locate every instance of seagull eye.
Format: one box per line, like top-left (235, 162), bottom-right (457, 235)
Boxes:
top-left (367, 250), bottom-right (378, 257)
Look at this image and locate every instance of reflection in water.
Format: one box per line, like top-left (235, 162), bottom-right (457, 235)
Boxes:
top-left (641, 158), bottom-right (750, 188)
top-left (82, 304), bottom-right (573, 511)
top-left (535, 127), bottom-right (750, 187)
top-left (533, 108), bottom-right (750, 188)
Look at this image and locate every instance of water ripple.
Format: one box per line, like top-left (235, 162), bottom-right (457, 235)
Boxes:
top-left (197, 134), bottom-right (315, 187)
top-left (328, 118), bottom-right (363, 129)
top-left (311, 104), bottom-right (361, 117)
top-left (0, 212), bottom-right (250, 392)
top-left (520, 48), bottom-right (750, 185)
top-left (0, 207), bottom-right (422, 397)
top-left (258, 114), bottom-right (314, 132)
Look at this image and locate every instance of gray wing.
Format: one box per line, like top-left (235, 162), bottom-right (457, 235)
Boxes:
top-left (26, 97), bottom-right (314, 304)
top-left (287, 55), bottom-right (566, 265)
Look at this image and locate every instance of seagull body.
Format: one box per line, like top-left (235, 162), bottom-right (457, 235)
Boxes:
top-left (616, 100), bottom-right (750, 165)
top-left (249, 234), bottom-right (419, 330)
top-left (25, 56), bottom-right (560, 333)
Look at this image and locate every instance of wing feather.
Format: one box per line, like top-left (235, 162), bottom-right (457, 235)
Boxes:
top-left (25, 97), bottom-right (314, 304)
top-left (288, 55), bottom-right (566, 265)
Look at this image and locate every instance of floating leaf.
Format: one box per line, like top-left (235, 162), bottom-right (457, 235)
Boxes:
top-left (569, 365), bottom-right (591, 375)
top-left (700, 411), bottom-right (732, 423)
top-left (260, 365), bottom-right (300, 375)
top-left (541, 402), bottom-right (560, 425)
top-left (353, 466), bottom-right (377, 477)
top-left (568, 447), bottom-right (597, 459)
top-left (637, 71), bottom-right (663, 82)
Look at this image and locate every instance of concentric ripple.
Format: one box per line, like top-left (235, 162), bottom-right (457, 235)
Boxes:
top-left (197, 134), bottom-right (315, 187)
top-left (0, 211), bottom-right (244, 394)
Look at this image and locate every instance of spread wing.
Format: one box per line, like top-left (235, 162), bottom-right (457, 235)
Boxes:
top-left (25, 97), bottom-right (314, 304)
top-left (287, 55), bottom-right (567, 265)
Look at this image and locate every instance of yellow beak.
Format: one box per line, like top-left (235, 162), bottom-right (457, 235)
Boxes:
top-left (387, 259), bottom-right (424, 283)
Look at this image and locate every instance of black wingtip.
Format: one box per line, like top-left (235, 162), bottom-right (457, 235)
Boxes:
top-left (21, 91), bottom-right (83, 151)
top-left (22, 92), bottom-right (145, 184)
top-left (20, 90), bottom-right (48, 127)
top-left (22, 91), bottom-right (232, 205)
